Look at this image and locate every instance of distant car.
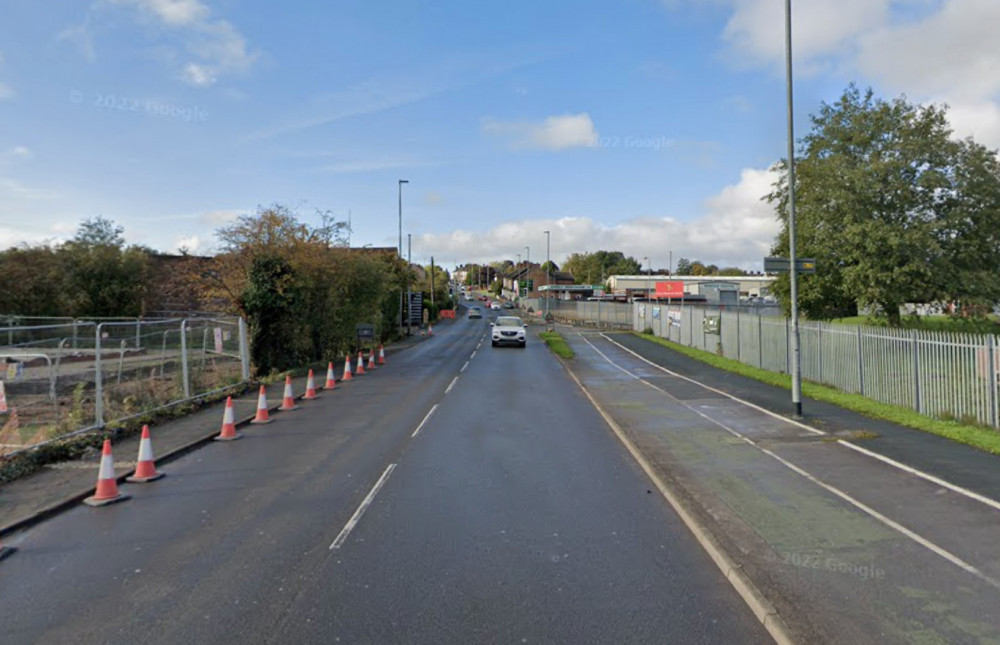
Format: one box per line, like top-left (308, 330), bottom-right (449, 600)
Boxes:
top-left (491, 316), bottom-right (526, 347)
top-left (503, 301), bottom-right (514, 309)
top-left (490, 302), bottom-right (501, 311)
top-left (468, 307), bottom-right (482, 319)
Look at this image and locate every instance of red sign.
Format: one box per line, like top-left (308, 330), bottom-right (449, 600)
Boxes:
top-left (655, 281), bottom-right (684, 298)
top-left (439, 310), bottom-right (456, 319)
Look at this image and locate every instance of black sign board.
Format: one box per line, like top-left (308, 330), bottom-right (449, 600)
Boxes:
top-left (407, 293), bottom-right (423, 325)
top-left (763, 256), bottom-right (816, 274)
top-left (356, 323), bottom-right (375, 342)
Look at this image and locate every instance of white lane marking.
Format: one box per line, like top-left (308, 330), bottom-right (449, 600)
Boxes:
top-left (583, 337), bottom-right (1000, 591)
top-left (330, 463), bottom-right (396, 550)
top-left (460, 361), bottom-right (469, 373)
top-left (445, 376), bottom-right (459, 394)
top-left (411, 404), bottom-right (439, 438)
top-left (470, 350), bottom-right (477, 359)
top-left (578, 334), bottom-right (638, 380)
top-left (600, 333), bottom-right (1000, 513)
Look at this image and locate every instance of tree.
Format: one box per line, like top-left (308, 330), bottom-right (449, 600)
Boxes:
top-left (60, 217), bottom-right (150, 317)
top-left (563, 251), bottom-right (643, 284)
top-left (767, 85), bottom-right (1000, 324)
top-left (540, 260), bottom-right (559, 274)
top-left (675, 258), bottom-right (693, 275)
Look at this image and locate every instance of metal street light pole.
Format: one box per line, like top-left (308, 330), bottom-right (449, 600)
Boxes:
top-left (785, 0), bottom-right (803, 417)
top-left (544, 230), bottom-right (550, 316)
top-left (643, 256), bottom-right (650, 302)
top-left (525, 246), bottom-right (530, 300)
top-left (407, 233), bottom-right (412, 336)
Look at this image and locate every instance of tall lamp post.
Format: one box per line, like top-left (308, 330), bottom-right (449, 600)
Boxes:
top-left (398, 179), bottom-right (408, 334)
top-left (785, 0), bottom-right (803, 417)
top-left (643, 256), bottom-right (651, 302)
top-left (544, 231), bottom-right (551, 316)
top-left (407, 233), bottom-right (413, 336)
top-left (524, 246), bottom-right (530, 301)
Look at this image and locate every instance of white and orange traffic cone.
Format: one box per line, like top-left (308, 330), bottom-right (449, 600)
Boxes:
top-left (367, 350), bottom-right (376, 371)
top-left (279, 374), bottom-right (298, 410)
top-left (428, 324), bottom-right (434, 336)
top-left (127, 425), bottom-right (164, 482)
top-left (356, 351), bottom-right (366, 375)
top-left (215, 396), bottom-right (243, 440)
top-left (304, 369), bottom-right (319, 399)
top-left (343, 355), bottom-right (353, 381)
top-left (324, 362), bottom-right (337, 390)
top-left (83, 439), bottom-right (130, 507)
top-left (251, 385), bottom-right (272, 424)
top-left (378, 344), bottom-right (385, 365)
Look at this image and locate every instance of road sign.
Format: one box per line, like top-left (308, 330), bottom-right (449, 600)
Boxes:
top-left (407, 293), bottom-right (423, 325)
top-left (763, 256), bottom-right (816, 274)
top-left (356, 323), bottom-right (375, 342)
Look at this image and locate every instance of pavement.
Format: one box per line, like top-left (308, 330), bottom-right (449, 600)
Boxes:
top-left (0, 310), bottom-right (769, 644)
top-left (558, 328), bottom-right (1000, 644)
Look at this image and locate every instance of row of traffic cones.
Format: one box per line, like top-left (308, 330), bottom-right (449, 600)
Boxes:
top-left (74, 344), bottom-right (389, 512)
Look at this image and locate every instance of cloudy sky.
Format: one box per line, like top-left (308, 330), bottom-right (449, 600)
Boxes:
top-left (1, 0), bottom-right (998, 271)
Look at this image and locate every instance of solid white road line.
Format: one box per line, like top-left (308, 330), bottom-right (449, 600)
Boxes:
top-left (460, 361), bottom-right (469, 373)
top-left (578, 334), bottom-right (639, 380)
top-left (600, 333), bottom-right (1000, 514)
top-left (411, 404), bottom-right (439, 438)
top-left (330, 463), bottom-right (396, 550)
top-left (445, 376), bottom-right (459, 394)
top-left (583, 336), bottom-right (1000, 592)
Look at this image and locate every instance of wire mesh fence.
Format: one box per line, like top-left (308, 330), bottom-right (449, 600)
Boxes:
top-left (0, 316), bottom-right (249, 456)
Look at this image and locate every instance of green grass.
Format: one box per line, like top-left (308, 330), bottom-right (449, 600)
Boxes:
top-left (539, 331), bottom-right (574, 359)
top-left (829, 315), bottom-right (1000, 335)
top-left (633, 332), bottom-right (1000, 456)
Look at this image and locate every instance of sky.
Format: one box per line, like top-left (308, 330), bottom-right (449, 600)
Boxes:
top-left (1, 0), bottom-right (998, 272)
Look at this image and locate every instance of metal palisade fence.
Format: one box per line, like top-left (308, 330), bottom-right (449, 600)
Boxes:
top-left (0, 316), bottom-right (249, 455)
top-left (632, 302), bottom-right (1000, 430)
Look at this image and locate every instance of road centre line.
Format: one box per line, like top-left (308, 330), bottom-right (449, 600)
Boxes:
top-left (599, 333), bottom-right (1000, 514)
top-left (470, 350), bottom-right (476, 359)
top-left (411, 404), bottom-right (439, 438)
top-left (445, 376), bottom-right (459, 394)
top-left (583, 336), bottom-right (1000, 591)
top-left (460, 361), bottom-right (469, 373)
top-left (330, 463), bottom-right (396, 550)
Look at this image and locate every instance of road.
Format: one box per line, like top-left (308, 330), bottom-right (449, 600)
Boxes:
top-left (0, 311), bottom-right (770, 644)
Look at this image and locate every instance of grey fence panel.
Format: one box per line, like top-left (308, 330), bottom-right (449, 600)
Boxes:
top-left (721, 311), bottom-right (740, 361)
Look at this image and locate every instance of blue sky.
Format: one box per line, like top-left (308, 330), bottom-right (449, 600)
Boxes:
top-left (1, 0), bottom-right (998, 271)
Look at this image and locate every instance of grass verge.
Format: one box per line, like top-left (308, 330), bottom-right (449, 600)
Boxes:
top-left (633, 332), bottom-right (1000, 456)
top-left (539, 331), bottom-right (574, 359)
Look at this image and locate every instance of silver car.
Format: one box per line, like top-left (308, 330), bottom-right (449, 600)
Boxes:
top-left (491, 316), bottom-right (526, 348)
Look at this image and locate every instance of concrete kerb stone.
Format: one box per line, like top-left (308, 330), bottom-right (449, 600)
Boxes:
top-left (0, 374), bottom-right (313, 540)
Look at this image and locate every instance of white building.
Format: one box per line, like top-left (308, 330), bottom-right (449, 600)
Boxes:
top-left (606, 275), bottom-right (776, 300)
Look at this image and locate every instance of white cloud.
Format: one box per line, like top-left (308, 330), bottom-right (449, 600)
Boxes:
top-left (412, 166), bottom-right (780, 269)
top-left (174, 234), bottom-right (202, 253)
top-left (0, 82), bottom-right (14, 101)
top-left (114, 0), bottom-right (210, 26)
top-left (483, 113), bottom-right (599, 151)
top-left (199, 210), bottom-right (242, 226)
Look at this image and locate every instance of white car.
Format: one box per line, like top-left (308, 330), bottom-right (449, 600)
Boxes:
top-left (490, 302), bottom-right (501, 311)
top-left (491, 316), bottom-right (526, 348)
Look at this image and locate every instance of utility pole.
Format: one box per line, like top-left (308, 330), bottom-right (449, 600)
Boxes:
top-left (785, 0), bottom-right (803, 417)
top-left (430, 256), bottom-right (436, 308)
top-left (544, 230), bottom-right (551, 316)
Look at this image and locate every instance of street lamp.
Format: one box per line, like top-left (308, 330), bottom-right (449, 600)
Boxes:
top-left (544, 230), bottom-right (551, 316)
top-left (643, 256), bottom-right (651, 301)
top-left (785, 0), bottom-right (803, 417)
top-left (525, 246), bottom-right (530, 300)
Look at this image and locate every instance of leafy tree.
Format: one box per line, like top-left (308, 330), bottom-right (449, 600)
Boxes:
top-left (0, 245), bottom-right (68, 315)
top-left (675, 257), bottom-right (693, 275)
top-left (563, 251), bottom-right (643, 284)
top-left (540, 260), bottom-right (559, 274)
top-left (60, 217), bottom-right (150, 317)
top-left (767, 85), bottom-right (1000, 324)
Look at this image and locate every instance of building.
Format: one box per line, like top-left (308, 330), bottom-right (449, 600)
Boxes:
top-left (502, 265), bottom-right (574, 300)
top-left (605, 274), bottom-right (776, 303)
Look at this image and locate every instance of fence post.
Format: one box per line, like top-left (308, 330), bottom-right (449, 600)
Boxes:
top-left (817, 324), bottom-right (823, 385)
top-left (912, 330), bottom-right (922, 413)
top-left (785, 317), bottom-right (790, 374)
top-left (857, 326), bottom-right (865, 396)
top-left (735, 307), bottom-right (741, 363)
top-left (72, 320), bottom-right (79, 350)
top-left (757, 311), bottom-right (763, 368)
top-left (95, 324), bottom-right (104, 427)
top-left (988, 335), bottom-right (998, 429)
top-left (180, 319), bottom-right (191, 399)
top-left (135, 317), bottom-right (142, 350)
top-left (239, 317), bottom-right (250, 381)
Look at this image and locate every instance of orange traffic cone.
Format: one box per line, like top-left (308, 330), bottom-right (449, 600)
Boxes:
top-left (304, 369), bottom-right (319, 399)
top-left (356, 351), bottom-right (366, 375)
top-left (324, 362), bottom-right (337, 389)
top-left (279, 374), bottom-right (298, 410)
top-left (251, 385), bottom-right (272, 424)
top-left (367, 350), bottom-right (376, 371)
top-left (215, 396), bottom-right (243, 440)
top-left (428, 324), bottom-right (434, 336)
top-left (378, 344), bottom-right (385, 365)
top-left (343, 355), bottom-right (353, 381)
top-left (127, 425), bottom-right (164, 482)
top-left (83, 439), bottom-right (130, 507)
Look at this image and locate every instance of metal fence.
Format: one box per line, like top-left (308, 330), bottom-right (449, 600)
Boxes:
top-left (520, 299), bottom-right (634, 329)
top-left (0, 317), bottom-right (249, 455)
top-left (630, 303), bottom-right (1000, 429)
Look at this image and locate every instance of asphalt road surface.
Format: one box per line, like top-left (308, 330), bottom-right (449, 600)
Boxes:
top-left (0, 313), bottom-right (770, 645)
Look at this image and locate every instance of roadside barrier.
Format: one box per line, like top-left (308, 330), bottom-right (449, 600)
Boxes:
top-left (215, 396), bottom-right (242, 440)
top-left (324, 362), bottom-right (337, 389)
top-left (126, 425), bottom-right (164, 483)
top-left (83, 439), bottom-right (129, 507)
top-left (304, 369), bottom-right (319, 399)
top-left (279, 375), bottom-right (298, 411)
top-left (250, 386), bottom-right (272, 424)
